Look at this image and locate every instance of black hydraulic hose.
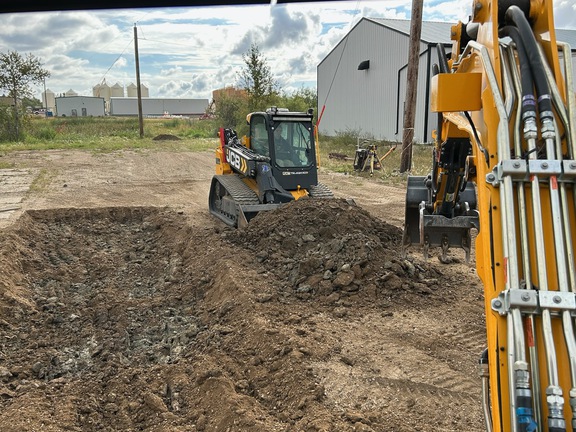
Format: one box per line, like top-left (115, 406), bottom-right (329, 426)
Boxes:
top-left (505, 5), bottom-right (553, 122)
top-left (436, 43), bottom-right (450, 74)
top-left (499, 21), bottom-right (540, 432)
top-left (499, 25), bottom-right (537, 129)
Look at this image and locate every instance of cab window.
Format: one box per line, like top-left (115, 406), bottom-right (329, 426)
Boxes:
top-left (250, 116), bottom-right (269, 157)
top-left (274, 122), bottom-right (313, 168)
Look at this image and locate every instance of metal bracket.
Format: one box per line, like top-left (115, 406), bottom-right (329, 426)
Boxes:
top-left (487, 159), bottom-right (529, 186)
top-left (539, 291), bottom-right (576, 311)
top-left (528, 159), bottom-right (562, 177)
top-left (560, 160), bottom-right (576, 182)
top-left (498, 159), bottom-right (528, 181)
top-left (492, 289), bottom-right (576, 315)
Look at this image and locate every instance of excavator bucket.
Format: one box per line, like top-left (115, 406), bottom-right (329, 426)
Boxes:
top-left (403, 175), bottom-right (479, 261)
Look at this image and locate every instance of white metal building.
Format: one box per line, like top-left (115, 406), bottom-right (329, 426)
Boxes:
top-left (55, 96), bottom-right (105, 117)
top-left (109, 97), bottom-right (209, 117)
top-left (317, 18), bottom-right (576, 143)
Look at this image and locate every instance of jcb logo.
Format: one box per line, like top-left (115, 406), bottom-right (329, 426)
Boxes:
top-left (227, 150), bottom-right (243, 171)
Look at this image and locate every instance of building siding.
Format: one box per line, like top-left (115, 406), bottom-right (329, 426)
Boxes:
top-left (109, 98), bottom-right (209, 116)
top-left (55, 96), bottom-right (105, 117)
top-left (318, 18), bottom-right (576, 143)
top-left (318, 18), bottom-right (436, 142)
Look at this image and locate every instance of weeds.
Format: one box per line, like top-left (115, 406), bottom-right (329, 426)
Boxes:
top-left (1, 116), bottom-right (436, 188)
top-left (318, 130), bottom-right (432, 185)
top-left (1, 116), bottom-right (221, 152)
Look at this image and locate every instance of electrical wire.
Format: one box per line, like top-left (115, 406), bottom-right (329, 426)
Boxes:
top-left (318, 0), bottom-right (363, 126)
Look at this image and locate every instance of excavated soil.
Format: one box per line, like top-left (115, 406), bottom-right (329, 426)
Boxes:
top-left (0, 149), bottom-right (486, 431)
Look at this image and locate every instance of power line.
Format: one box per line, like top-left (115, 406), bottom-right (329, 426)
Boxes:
top-left (97, 36), bottom-right (134, 85)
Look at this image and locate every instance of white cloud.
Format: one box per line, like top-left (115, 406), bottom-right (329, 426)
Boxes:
top-left (1, 1), bottom-right (573, 100)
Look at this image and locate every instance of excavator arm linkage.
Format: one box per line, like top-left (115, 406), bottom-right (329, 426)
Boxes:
top-left (404, 0), bottom-right (576, 431)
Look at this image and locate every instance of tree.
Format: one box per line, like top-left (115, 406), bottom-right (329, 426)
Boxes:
top-left (22, 96), bottom-right (43, 110)
top-left (237, 44), bottom-right (278, 111)
top-left (278, 87), bottom-right (318, 122)
top-left (0, 51), bottom-right (50, 141)
top-left (215, 92), bottom-right (249, 135)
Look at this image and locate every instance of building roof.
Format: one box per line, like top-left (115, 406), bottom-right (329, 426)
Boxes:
top-left (556, 29), bottom-right (576, 51)
top-left (366, 18), bottom-right (454, 44)
top-left (319, 17), bottom-right (576, 69)
top-left (367, 18), bottom-right (576, 50)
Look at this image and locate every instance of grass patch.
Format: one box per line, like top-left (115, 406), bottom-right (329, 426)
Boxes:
top-left (1, 116), bottom-right (220, 153)
top-left (318, 132), bottom-right (432, 185)
top-left (3, 116), bottom-right (436, 188)
top-left (29, 168), bottom-right (58, 193)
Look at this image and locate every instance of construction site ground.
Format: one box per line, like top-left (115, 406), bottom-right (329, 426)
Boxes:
top-left (0, 148), bottom-right (486, 431)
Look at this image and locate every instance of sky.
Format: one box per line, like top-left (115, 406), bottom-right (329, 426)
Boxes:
top-left (1, 0), bottom-right (575, 102)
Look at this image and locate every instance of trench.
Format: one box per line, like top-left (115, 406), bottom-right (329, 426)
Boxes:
top-left (1, 207), bottom-right (203, 379)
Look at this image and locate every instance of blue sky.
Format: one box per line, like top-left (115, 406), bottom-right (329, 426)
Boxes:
top-left (0, 0), bottom-right (575, 101)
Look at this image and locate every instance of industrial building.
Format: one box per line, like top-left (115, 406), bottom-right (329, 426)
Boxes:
top-left (109, 97), bottom-right (209, 117)
top-left (317, 18), bottom-right (576, 143)
top-left (55, 96), bottom-right (106, 117)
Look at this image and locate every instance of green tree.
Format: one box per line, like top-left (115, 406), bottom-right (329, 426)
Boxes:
top-left (215, 93), bottom-right (249, 135)
top-left (278, 87), bottom-right (318, 122)
top-left (237, 44), bottom-right (279, 112)
top-left (0, 51), bottom-right (50, 141)
top-left (22, 96), bottom-right (43, 111)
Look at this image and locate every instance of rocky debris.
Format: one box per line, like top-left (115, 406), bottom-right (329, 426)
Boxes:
top-left (231, 198), bottom-right (443, 305)
top-left (0, 204), bottom-right (483, 432)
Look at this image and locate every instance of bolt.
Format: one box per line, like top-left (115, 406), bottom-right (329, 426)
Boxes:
top-left (493, 300), bottom-right (502, 308)
top-left (475, 1), bottom-right (482, 10)
top-left (487, 173), bottom-right (496, 182)
top-left (521, 293), bottom-right (531, 301)
top-left (513, 161), bottom-right (521, 169)
top-left (570, 162), bottom-right (576, 170)
top-left (553, 295), bottom-right (562, 304)
top-left (541, 162), bottom-right (549, 169)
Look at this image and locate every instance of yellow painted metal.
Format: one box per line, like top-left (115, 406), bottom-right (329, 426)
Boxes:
top-left (430, 73), bottom-right (483, 112)
top-left (290, 187), bottom-right (309, 200)
top-left (215, 146), bottom-right (231, 175)
top-left (242, 135), bottom-right (251, 149)
top-left (433, 0), bottom-right (575, 430)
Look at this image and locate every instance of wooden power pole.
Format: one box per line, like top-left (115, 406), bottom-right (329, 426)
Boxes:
top-left (134, 24), bottom-right (144, 138)
top-left (400, 0), bottom-right (424, 173)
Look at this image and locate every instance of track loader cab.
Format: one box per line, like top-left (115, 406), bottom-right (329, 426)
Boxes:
top-left (209, 107), bottom-right (333, 228)
top-left (248, 107), bottom-right (318, 191)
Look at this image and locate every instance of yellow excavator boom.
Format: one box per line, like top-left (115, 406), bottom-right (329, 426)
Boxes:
top-left (407, 0), bottom-right (576, 430)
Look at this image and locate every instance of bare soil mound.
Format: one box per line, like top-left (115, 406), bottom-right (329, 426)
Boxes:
top-left (231, 198), bottom-right (446, 305)
top-left (153, 134), bottom-right (181, 141)
top-left (0, 201), bottom-right (485, 431)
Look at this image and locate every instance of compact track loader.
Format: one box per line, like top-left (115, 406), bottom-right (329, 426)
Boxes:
top-left (209, 107), bottom-right (333, 227)
top-left (403, 0), bottom-right (576, 430)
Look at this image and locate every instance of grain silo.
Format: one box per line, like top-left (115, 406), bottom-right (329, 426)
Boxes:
top-left (127, 83), bottom-right (149, 97)
top-left (126, 83), bottom-right (137, 97)
top-left (93, 82), bottom-right (111, 101)
top-left (111, 83), bottom-right (124, 97)
top-left (65, 89), bottom-right (78, 97)
top-left (42, 89), bottom-right (56, 112)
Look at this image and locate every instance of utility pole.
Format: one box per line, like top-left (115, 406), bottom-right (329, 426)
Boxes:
top-left (134, 24), bottom-right (144, 138)
top-left (43, 76), bottom-right (47, 110)
top-left (400, 0), bottom-right (424, 173)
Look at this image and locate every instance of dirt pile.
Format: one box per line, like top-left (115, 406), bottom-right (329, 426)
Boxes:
top-left (0, 202), bottom-right (484, 431)
top-left (232, 198), bottom-right (445, 305)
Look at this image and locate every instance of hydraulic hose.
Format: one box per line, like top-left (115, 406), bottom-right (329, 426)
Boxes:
top-left (505, 6), bottom-right (566, 432)
top-left (505, 6), bottom-right (553, 123)
top-left (499, 25), bottom-right (537, 139)
top-left (436, 43), bottom-right (450, 74)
